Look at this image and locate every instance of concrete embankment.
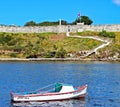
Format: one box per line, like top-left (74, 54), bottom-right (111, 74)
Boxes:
top-left (0, 58), bottom-right (86, 61)
top-left (0, 58), bottom-right (119, 62)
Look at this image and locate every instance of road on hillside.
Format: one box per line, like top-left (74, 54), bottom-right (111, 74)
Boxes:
top-left (69, 35), bottom-right (111, 57)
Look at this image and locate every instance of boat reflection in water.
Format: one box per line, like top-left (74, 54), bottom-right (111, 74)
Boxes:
top-left (11, 98), bottom-right (86, 107)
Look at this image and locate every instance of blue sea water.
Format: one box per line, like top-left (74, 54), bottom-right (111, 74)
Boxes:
top-left (0, 61), bottom-right (120, 107)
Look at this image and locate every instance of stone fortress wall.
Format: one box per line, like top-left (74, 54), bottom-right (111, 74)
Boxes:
top-left (0, 24), bottom-right (120, 33)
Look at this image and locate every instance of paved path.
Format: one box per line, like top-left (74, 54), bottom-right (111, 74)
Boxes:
top-left (68, 35), bottom-right (111, 57)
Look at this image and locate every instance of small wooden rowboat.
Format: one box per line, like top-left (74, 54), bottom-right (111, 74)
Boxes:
top-left (10, 83), bottom-right (87, 102)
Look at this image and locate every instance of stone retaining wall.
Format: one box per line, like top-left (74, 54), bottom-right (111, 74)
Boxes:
top-left (0, 24), bottom-right (120, 33)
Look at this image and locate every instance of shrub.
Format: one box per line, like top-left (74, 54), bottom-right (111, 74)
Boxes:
top-left (77, 31), bottom-right (99, 36)
top-left (55, 47), bottom-right (66, 58)
top-left (10, 53), bottom-right (17, 58)
top-left (99, 30), bottom-right (116, 38)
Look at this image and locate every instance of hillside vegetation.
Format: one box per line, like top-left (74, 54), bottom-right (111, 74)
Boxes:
top-left (76, 31), bottom-right (120, 60)
top-left (0, 31), bottom-right (119, 60)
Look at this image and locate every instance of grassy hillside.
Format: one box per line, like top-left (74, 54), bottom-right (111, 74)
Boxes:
top-left (97, 33), bottom-right (120, 59)
top-left (77, 31), bottom-right (120, 59)
top-left (0, 32), bottom-right (101, 58)
top-left (0, 31), bottom-right (119, 59)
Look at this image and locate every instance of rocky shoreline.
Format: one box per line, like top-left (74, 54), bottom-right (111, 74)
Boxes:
top-left (0, 58), bottom-right (119, 62)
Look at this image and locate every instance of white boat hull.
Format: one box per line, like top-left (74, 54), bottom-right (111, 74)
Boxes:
top-left (11, 85), bottom-right (87, 102)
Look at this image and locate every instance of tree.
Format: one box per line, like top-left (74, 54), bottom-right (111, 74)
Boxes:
top-left (24, 20), bottom-right (69, 26)
top-left (73, 16), bottom-right (93, 25)
top-left (80, 16), bottom-right (93, 25)
top-left (24, 21), bottom-right (37, 26)
top-left (61, 20), bottom-right (68, 25)
top-left (38, 21), bottom-right (59, 26)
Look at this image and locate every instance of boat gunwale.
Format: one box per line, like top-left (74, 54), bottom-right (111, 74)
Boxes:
top-left (11, 85), bottom-right (87, 97)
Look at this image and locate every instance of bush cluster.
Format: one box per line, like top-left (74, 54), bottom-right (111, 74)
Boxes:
top-left (99, 30), bottom-right (116, 38)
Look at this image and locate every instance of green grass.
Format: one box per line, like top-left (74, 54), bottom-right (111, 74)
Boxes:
top-left (0, 32), bottom-right (119, 58)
